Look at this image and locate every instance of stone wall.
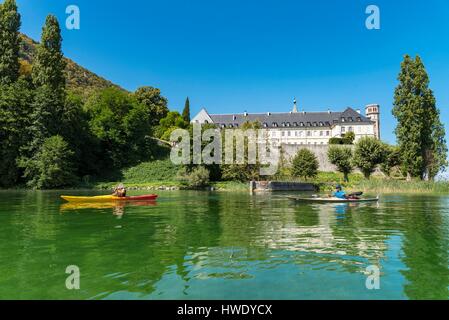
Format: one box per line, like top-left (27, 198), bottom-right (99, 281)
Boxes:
top-left (281, 144), bottom-right (355, 171)
top-left (251, 181), bottom-right (316, 192)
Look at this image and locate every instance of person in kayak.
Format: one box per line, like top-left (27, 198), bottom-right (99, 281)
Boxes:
top-left (113, 183), bottom-right (127, 197)
top-left (332, 184), bottom-right (347, 199)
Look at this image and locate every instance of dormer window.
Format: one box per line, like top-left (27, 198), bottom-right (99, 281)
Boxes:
top-left (319, 122), bottom-right (324, 126)
top-left (348, 117), bottom-right (353, 122)
top-left (341, 117), bottom-right (345, 122)
top-left (221, 124), bottom-right (226, 128)
top-left (272, 122), bottom-right (278, 127)
top-left (307, 122), bottom-right (311, 126)
top-left (286, 122), bottom-right (290, 127)
top-left (300, 122), bottom-right (304, 127)
top-left (228, 124), bottom-right (233, 128)
top-left (293, 122), bottom-right (298, 126)
top-left (282, 122), bottom-right (286, 127)
top-left (263, 122), bottom-right (268, 128)
top-left (357, 117), bottom-right (361, 122)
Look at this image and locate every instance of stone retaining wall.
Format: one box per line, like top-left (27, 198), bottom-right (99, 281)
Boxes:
top-left (281, 144), bottom-right (355, 171)
top-left (251, 181), bottom-right (316, 192)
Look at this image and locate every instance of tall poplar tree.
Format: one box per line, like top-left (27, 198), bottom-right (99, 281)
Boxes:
top-left (182, 97), bottom-right (190, 123)
top-left (0, 0), bottom-right (21, 85)
top-left (393, 55), bottom-right (447, 180)
top-left (32, 15), bottom-right (66, 91)
top-left (29, 15), bottom-right (66, 150)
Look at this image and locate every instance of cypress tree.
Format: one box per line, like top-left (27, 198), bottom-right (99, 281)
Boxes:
top-left (29, 15), bottom-right (66, 150)
top-left (32, 15), bottom-right (66, 92)
top-left (0, 0), bottom-right (21, 85)
top-left (393, 55), bottom-right (447, 180)
top-left (182, 97), bottom-right (190, 123)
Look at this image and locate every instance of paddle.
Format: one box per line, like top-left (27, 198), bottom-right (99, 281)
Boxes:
top-left (348, 191), bottom-right (363, 197)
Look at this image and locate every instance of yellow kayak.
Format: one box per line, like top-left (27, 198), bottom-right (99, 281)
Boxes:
top-left (61, 194), bottom-right (158, 202)
top-left (60, 200), bottom-right (157, 211)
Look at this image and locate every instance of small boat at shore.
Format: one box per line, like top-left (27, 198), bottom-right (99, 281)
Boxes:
top-left (61, 194), bottom-right (158, 202)
top-left (287, 196), bottom-right (379, 203)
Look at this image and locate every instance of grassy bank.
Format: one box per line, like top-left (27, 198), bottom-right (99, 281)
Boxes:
top-left (307, 172), bottom-right (449, 194)
top-left (90, 159), bottom-right (248, 191)
top-left (94, 181), bottom-right (247, 192)
top-left (92, 160), bottom-right (448, 193)
top-left (353, 179), bottom-right (449, 194)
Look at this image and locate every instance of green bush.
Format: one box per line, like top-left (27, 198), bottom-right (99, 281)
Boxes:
top-left (353, 137), bottom-right (385, 179)
top-left (19, 135), bottom-right (77, 189)
top-left (178, 166), bottom-right (210, 188)
top-left (329, 132), bottom-right (355, 145)
top-left (291, 149), bottom-right (318, 180)
top-left (328, 145), bottom-right (353, 182)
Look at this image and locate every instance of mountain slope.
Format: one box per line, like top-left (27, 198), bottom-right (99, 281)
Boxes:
top-left (19, 34), bottom-right (124, 96)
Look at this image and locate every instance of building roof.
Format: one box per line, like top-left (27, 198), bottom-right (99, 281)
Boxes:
top-left (207, 107), bottom-right (373, 128)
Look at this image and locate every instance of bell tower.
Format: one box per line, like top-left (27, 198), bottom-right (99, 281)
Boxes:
top-left (365, 104), bottom-right (380, 139)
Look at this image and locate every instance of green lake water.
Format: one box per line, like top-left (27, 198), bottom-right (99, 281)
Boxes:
top-left (0, 190), bottom-right (448, 300)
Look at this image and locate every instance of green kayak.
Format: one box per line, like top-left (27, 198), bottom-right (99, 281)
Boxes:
top-left (287, 196), bottom-right (379, 203)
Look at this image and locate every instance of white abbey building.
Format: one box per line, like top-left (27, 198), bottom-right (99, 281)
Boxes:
top-left (191, 100), bottom-right (380, 145)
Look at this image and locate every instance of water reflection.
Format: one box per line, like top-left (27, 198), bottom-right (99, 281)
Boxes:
top-left (60, 200), bottom-right (157, 216)
top-left (0, 191), bottom-right (448, 299)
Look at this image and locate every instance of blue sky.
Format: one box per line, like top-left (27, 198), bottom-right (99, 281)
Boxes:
top-left (14, 0), bottom-right (449, 148)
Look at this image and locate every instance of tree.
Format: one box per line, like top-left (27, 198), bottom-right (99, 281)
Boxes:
top-left (19, 135), bottom-right (77, 189)
top-left (32, 15), bottom-right (66, 91)
top-left (392, 55), bottom-right (447, 180)
top-left (343, 132), bottom-right (355, 144)
top-left (155, 111), bottom-right (188, 141)
top-left (61, 91), bottom-right (103, 177)
top-left (134, 86), bottom-right (169, 126)
top-left (28, 85), bottom-right (65, 153)
top-left (427, 111), bottom-right (448, 179)
top-left (0, 78), bottom-right (34, 187)
top-left (85, 87), bottom-right (152, 169)
top-left (380, 144), bottom-right (402, 177)
top-left (220, 121), bottom-right (262, 182)
top-left (0, 0), bottom-right (21, 85)
top-left (28, 15), bottom-right (66, 152)
top-left (328, 145), bottom-right (353, 182)
top-left (182, 97), bottom-right (190, 123)
top-left (291, 149), bottom-right (318, 180)
top-left (352, 137), bottom-right (385, 179)
top-left (329, 132), bottom-right (355, 145)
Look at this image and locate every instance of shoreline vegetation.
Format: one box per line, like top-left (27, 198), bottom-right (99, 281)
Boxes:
top-left (93, 172), bottom-right (449, 193)
top-left (3, 171), bottom-right (448, 194)
top-left (1, 2), bottom-right (447, 194)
